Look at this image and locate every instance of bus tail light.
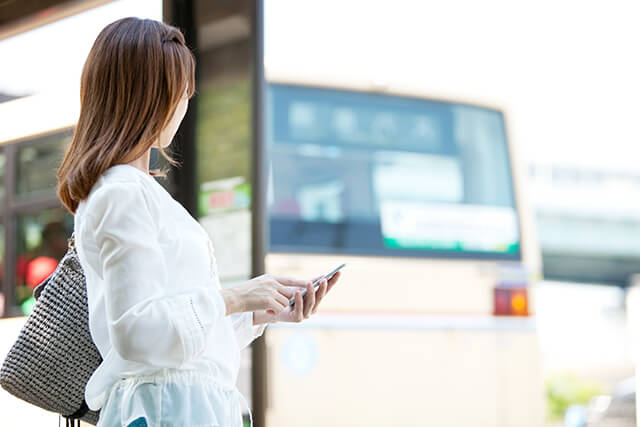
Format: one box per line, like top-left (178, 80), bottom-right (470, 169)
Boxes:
top-left (494, 287), bottom-right (529, 316)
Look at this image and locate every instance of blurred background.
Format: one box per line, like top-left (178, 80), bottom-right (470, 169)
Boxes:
top-left (0, 1), bottom-right (639, 426)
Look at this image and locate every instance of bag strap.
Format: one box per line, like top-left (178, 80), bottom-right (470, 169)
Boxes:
top-left (68, 232), bottom-right (76, 251)
top-left (59, 415), bottom-right (81, 427)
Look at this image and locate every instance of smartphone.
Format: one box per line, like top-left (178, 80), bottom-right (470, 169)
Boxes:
top-left (289, 263), bottom-right (346, 306)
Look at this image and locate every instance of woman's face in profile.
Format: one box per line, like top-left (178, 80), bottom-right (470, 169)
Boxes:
top-left (157, 89), bottom-right (189, 149)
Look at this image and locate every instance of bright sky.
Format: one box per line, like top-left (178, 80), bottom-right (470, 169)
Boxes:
top-left (1, 0), bottom-right (639, 172)
top-left (265, 0), bottom-right (640, 171)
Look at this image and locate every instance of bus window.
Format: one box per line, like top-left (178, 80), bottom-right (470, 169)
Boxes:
top-left (267, 84), bottom-right (520, 260)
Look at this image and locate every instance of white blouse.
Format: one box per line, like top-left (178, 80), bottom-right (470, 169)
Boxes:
top-left (74, 164), bottom-right (266, 426)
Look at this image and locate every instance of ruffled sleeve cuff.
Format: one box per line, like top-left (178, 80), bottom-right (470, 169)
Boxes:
top-left (231, 312), bottom-right (268, 350)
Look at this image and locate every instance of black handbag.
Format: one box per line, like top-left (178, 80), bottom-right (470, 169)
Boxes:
top-left (0, 233), bottom-right (101, 426)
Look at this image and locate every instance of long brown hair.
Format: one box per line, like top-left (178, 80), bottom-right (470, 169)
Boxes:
top-left (57, 17), bottom-right (195, 214)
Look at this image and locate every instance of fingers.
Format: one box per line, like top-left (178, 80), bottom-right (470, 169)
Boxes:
top-left (310, 272), bottom-right (339, 315)
top-left (326, 271), bottom-right (340, 291)
top-left (267, 295), bottom-right (287, 315)
top-left (261, 271), bottom-right (342, 319)
top-left (267, 299), bottom-right (284, 314)
top-left (266, 281), bottom-right (290, 313)
top-left (312, 279), bottom-right (328, 314)
top-left (264, 277), bottom-right (296, 299)
top-left (310, 271), bottom-right (340, 290)
top-left (272, 275), bottom-right (312, 288)
top-left (302, 281), bottom-right (317, 318)
top-left (294, 290), bottom-right (304, 322)
top-left (273, 291), bottom-right (290, 309)
top-left (310, 275), bottom-right (325, 284)
top-left (276, 283), bottom-right (296, 299)
top-left (328, 271), bottom-right (340, 284)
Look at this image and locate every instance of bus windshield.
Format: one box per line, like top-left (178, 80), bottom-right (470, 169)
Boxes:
top-left (267, 83), bottom-right (521, 260)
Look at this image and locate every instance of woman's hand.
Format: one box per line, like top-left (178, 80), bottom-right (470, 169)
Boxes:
top-left (220, 274), bottom-right (311, 316)
top-left (253, 271), bottom-right (341, 325)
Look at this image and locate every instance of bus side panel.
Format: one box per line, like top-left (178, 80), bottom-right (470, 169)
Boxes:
top-left (266, 253), bottom-right (499, 315)
top-left (265, 325), bottom-right (503, 427)
top-left (497, 330), bottom-right (546, 426)
top-left (265, 324), bottom-right (543, 427)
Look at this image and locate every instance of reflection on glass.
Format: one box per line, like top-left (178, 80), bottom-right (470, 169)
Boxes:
top-left (197, 78), bottom-right (251, 189)
top-left (16, 133), bottom-right (69, 197)
top-left (0, 149), bottom-right (5, 201)
top-left (0, 224), bottom-right (4, 317)
top-left (268, 84), bottom-right (520, 259)
top-left (195, 16), bottom-right (253, 283)
top-left (15, 208), bottom-right (73, 315)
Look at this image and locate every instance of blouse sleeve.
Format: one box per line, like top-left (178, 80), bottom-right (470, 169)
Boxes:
top-left (229, 312), bottom-right (268, 350)
top-left (84, 181), bottom-right (227, 368)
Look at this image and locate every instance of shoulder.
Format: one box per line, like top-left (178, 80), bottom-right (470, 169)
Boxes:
top-left (79, 166), bottom-right (160, 224)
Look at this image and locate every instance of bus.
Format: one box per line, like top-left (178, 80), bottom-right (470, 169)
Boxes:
top-left (258, 81), bottom-right (544, 426)
top-left (256, 6), bottom-right (544, 424)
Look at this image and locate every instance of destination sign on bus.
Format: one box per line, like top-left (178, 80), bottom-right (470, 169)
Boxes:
top-left (267, 84), bottom-right (521, 260)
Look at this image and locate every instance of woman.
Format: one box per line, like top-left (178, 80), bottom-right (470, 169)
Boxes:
top-left (56, 17), bottom-right (340, 427)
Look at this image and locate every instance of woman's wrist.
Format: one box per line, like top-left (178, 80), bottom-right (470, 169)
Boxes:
top-left (253, 310), bottom-right (273, 326)
top-left (220, 288), bottom-right (240, 315)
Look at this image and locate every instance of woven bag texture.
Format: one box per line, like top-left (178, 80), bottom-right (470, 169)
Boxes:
top-left (0, 240), bottom-right (101, 425)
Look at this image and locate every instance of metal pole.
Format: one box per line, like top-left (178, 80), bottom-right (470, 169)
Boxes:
top-left (250, 0), bottom-right (268, 426)
top-left (167, 0), bottom-right (198, 217)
